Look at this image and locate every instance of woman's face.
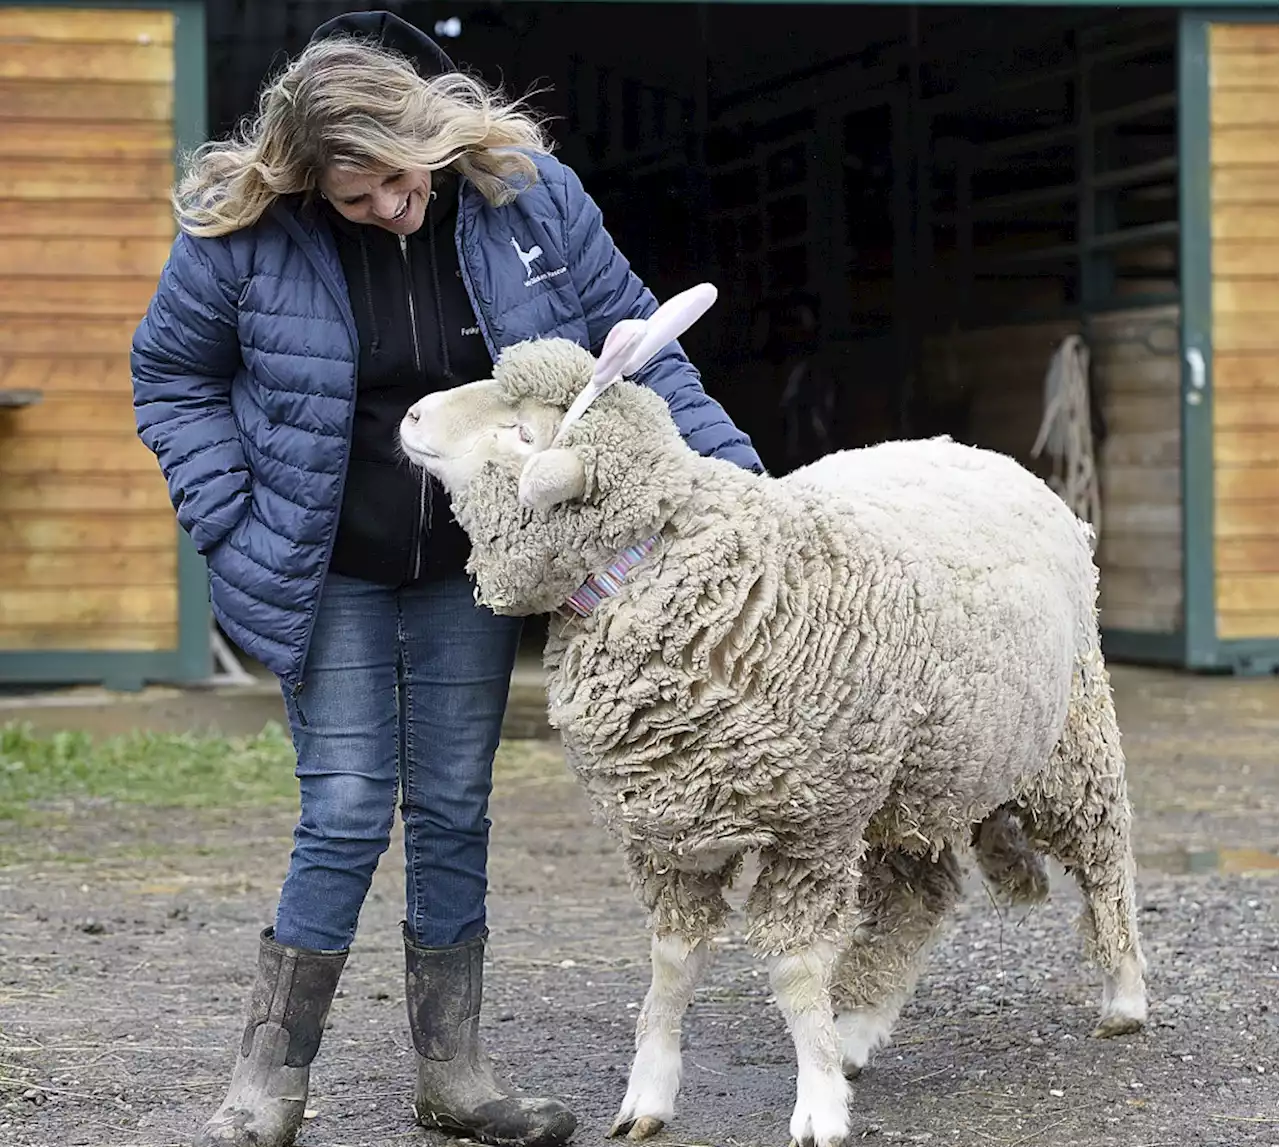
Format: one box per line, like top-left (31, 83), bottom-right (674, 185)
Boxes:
top-left (319, 166), bottom-right (433, 234)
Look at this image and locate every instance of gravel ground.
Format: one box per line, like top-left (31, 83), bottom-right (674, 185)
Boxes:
top-left (0, 665), bottom-right (1276, 1147)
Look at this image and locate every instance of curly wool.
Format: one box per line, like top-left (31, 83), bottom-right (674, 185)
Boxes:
top-left (455, 343), bottom-right (1124, 959)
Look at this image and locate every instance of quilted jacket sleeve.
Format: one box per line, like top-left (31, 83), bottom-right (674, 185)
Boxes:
top-left (131, 231), bottom-right (251, 555)
top-left (558, 160), bottom-right (764, 473)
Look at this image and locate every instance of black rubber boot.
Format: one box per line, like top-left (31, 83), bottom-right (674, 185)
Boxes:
top-left (405, 927), bottom-right (577, 1147)
top-left (195, 927), bottom-right (348, 1147)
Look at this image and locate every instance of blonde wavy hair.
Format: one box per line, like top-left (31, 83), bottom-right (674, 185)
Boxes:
top-left (174, 35), bottom-right (553, 237)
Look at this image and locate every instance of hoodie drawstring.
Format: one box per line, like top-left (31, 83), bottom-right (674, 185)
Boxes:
top-left (357, 230), bottom-right (380, 356)
top-left (411, 188), bottom-right (448, 579)
top-left (425, 196), bottom-right (453, 381)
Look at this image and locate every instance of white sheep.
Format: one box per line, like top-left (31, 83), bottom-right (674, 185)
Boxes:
top-left (397, 286), bottom-right (1148, 1147)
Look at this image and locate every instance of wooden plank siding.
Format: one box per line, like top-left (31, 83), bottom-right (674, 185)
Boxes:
top-left (0, 8), bottom-right (177, 652)
top-left (918, 314), bottom-right (1184, 636)
top-left (1089, 306), bottom-right (1184, 635)
top-left (1209, 23), bottom-right (1279, 641)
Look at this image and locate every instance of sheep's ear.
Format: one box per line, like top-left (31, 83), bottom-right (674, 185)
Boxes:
top-left (518, 448), bottom-right (587, 511)
top-left (554, 283), bottom-right (719, 444)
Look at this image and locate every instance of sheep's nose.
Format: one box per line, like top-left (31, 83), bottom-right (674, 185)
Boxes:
top-left (405, 405), bottom-right (421, 423)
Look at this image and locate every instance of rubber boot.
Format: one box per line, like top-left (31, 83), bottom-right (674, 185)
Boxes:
top-left (405, 927), bottom-right (577, 1147)
top-left (195, 927), bottom-right (348, 1147)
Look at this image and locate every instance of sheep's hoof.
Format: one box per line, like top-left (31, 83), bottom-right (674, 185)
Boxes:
top-left (608, 1115), bottom-right (665, 1140)
top-left (628, 1116), bottom-right (666, 1140)
top-left (1091, 1014), bottom-right (1144, 1039)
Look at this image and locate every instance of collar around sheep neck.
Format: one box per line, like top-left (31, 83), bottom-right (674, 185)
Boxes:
top-left (559, 534), bottom-right (661, 619)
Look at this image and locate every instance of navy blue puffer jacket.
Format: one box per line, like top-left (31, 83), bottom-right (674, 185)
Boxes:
top-left (130, 151), bottom-right (762, 688)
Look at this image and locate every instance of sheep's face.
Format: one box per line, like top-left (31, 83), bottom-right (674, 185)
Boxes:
top-left (398, 378), bottom-right (562, 496)
top-left (397, 337), bottom-right (695, 616)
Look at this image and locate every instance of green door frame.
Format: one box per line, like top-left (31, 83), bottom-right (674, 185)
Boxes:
top-left (1178, 8), bottom-right (1217, 670)
top-left (0, 0), bottom-right (210, 691)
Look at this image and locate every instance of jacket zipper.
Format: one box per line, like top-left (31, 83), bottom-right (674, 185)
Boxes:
top-left (400, 233), bottom-right (428, 582)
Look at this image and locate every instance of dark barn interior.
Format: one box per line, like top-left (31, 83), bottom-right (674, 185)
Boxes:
top-left (204, 1), bottom-right (1185, 649)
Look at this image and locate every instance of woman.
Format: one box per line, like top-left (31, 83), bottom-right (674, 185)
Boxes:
top-left (131, 10), bottom-right (761, 1147)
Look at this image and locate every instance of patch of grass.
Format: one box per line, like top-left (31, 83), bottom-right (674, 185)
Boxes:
top-left (0, 720), bottom-right (299, 819)
top-left (0, 723), bottom-right (565, 821)
top-left (493, 739), bottom-right (570, 782)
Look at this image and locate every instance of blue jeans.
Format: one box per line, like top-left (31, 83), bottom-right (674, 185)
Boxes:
top-left (274, 572), bottom-right (523, 952)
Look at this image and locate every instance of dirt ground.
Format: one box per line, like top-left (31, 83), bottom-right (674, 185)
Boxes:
top-left (1, 664), bottom-right (1276, 1147)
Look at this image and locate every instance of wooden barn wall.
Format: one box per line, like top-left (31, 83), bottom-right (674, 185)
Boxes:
top-left (1088, 305), bottom-right (1183, 634)
top-left (1207, 21), bottom-right (1278, 641)
top-left (917, 305), bottom-right (1184, 637)
top-left (0, 7), bottom-right (178, 652)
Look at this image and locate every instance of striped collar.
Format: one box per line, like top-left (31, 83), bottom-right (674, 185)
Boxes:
top-left (561, 535), bottom-right (661, 618)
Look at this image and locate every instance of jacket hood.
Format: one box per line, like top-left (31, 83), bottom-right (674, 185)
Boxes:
top-left (309, 9), bottom-right (455, 77)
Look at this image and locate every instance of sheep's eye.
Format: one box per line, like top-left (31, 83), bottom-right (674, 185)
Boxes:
top-left (517, 424), bottom-right (534, 445)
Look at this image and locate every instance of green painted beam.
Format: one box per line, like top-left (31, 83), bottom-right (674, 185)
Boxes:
top-left (1177, 12), bottom-right (1217, 672)
top-left (1101, 629), bottom-right (1186, 668)
top-left (1215, 640), bottom-right (1279, 677)
top-left (0, 0), bottom-right (211, 690)
top-left (169, 0), bottom-right (214, 687)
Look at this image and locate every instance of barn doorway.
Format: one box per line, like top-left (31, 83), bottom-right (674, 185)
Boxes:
top-left (204, 2), bottom-right (1189, 656)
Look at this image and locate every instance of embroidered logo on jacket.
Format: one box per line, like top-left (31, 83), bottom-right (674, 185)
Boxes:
top-left (511, 236), bottom-right (542, 273)
top-left (511, 235), bottom-right (568, 288)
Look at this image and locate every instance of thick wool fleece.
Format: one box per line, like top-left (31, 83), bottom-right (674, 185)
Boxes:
top-left (452, 341), bottom-right (1126, 959)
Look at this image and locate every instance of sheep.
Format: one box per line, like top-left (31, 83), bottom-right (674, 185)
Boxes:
top-left (397, 286), bottom-right (1148, 1147)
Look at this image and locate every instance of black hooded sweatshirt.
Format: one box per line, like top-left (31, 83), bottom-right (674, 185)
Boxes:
top-left (308, 10), bottom-right (490, 587)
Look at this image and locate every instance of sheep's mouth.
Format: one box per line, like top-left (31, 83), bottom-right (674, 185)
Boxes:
top-left (401, 443), bottom-right (439, 466)
top-left (397, 429), bottom-right (441, 469)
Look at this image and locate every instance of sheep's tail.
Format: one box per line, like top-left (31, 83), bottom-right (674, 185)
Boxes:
top-left (1066, 507), bottom-right (1104, 667)
top-left (971, 805), bottom-right (1050, 907)
top-left (1075, 514), bottom-right (1098, 554)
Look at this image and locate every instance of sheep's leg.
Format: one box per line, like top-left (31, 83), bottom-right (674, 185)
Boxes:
top-left (609, 851), bottom-right (738, 1141)
top-left (609, 931), bottom-right (713, 1141)
top-left (831, 844), bottom-right (964, 1078)
top-left (769, 940), bottom-right (849, 1147)
top-left (747, 852), bottom-right (858, 1147)
top-left (1019, 648), bottom-right (1148, 1038)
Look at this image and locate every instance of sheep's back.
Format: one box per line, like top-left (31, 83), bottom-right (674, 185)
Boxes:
top-left (784, 437), bottom-right (1096, 635)
top-left (782, 437), bottom-right (1099, 835)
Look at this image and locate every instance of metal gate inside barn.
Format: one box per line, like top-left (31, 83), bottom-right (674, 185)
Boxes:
top-left (577, 3), bottom-right (1276, 678)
